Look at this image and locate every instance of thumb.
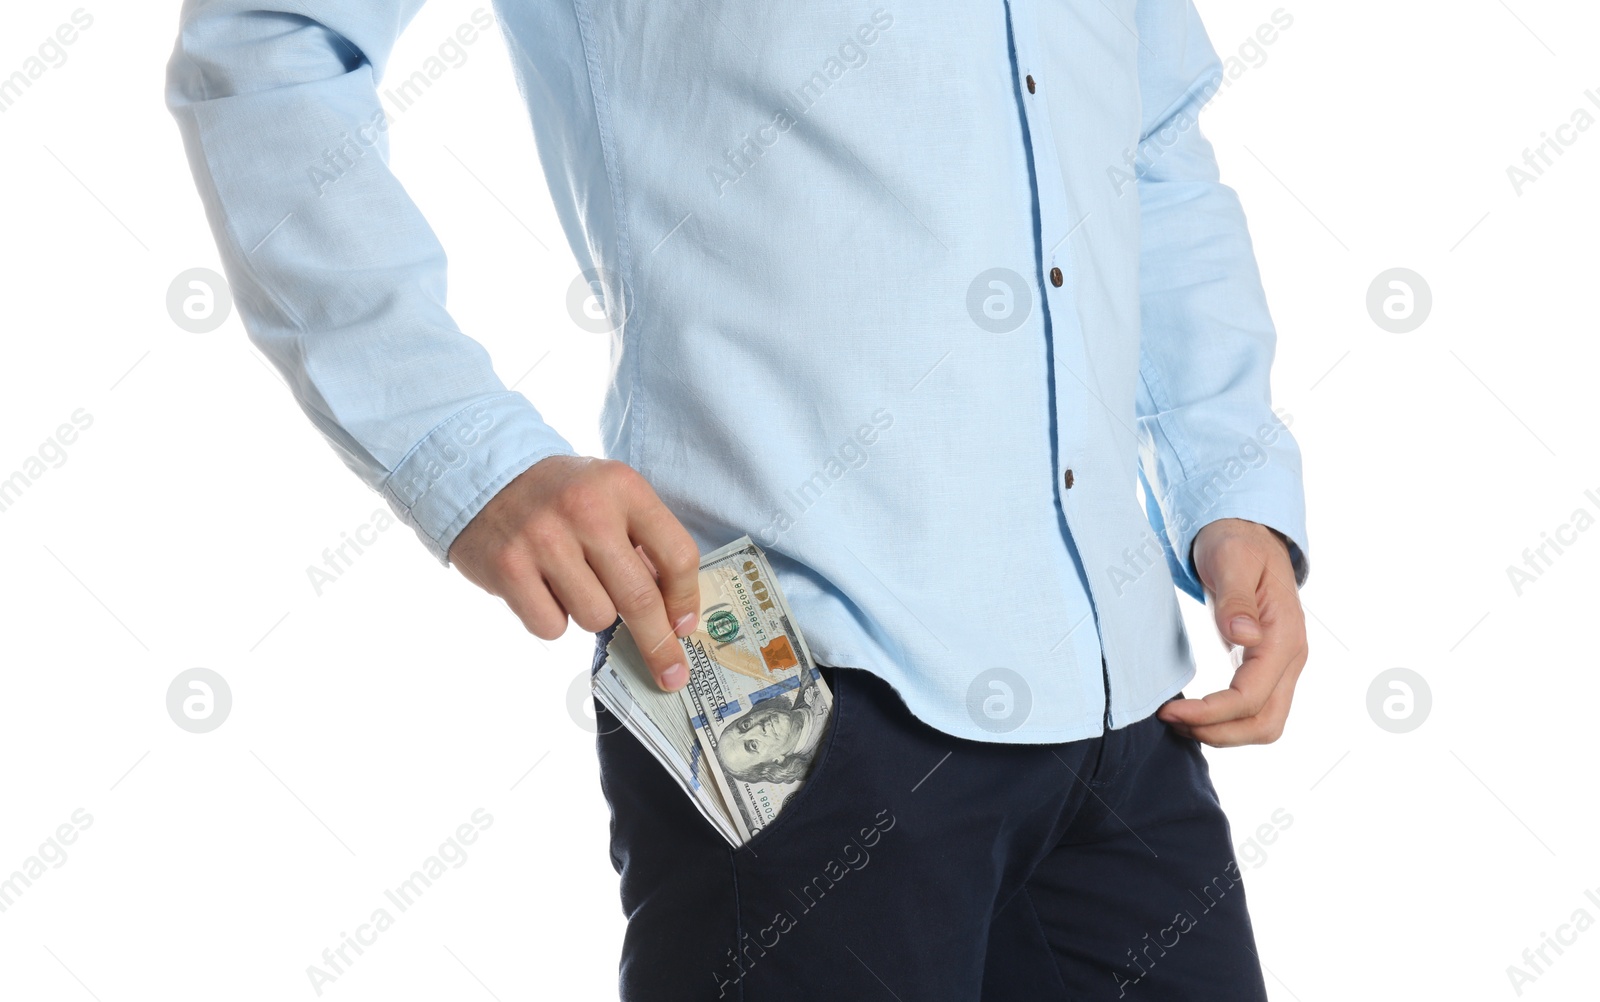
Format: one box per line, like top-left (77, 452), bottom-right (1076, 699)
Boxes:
top-left (1209, 564), bottom-right (1264, 648)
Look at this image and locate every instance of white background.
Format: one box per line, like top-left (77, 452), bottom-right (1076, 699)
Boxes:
top-left (1, 1), bottom-right (1597, 999)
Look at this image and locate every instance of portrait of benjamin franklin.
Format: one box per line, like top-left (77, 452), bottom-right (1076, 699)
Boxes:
top-left (716, 675), bottom-right (830, 785)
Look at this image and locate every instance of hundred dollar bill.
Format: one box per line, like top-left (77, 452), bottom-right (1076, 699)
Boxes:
top-left (594, 625), bottom-right (740, 846)
top-left (676, 537), bottom-right (832, 844)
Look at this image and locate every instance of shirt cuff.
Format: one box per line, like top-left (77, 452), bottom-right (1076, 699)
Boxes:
top-left (1155, 462), bottom-right (1310, 601)
top-left (379, 391), bottom-right (576, 566)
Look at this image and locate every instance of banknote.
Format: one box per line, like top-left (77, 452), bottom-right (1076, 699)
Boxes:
top-left (675, 537), bottom-right (833, 844)
top-left (592, 535), bottom-right (832, 847)
top-left (593, 626), bottom-right (740, 846)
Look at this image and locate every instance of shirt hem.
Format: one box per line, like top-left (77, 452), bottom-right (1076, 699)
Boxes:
top-left (809, 649), bottom-right (1196, 746)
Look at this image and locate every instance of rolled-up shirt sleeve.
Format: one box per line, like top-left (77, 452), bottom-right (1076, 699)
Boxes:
top-left (166, 1), bottom-right (575, 565)
top-left (1132, 0), bottom-right (1310, 601)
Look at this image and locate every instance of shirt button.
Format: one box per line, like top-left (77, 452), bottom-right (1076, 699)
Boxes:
top-left (1026, 74), bottom-right (1036, 94)
top-left (1063, 469), bottom-right (1075, 490)
top-left (1050, 267), bottom-right (1063, 287)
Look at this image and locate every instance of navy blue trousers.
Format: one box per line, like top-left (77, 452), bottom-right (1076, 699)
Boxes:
top-left (593, 633), bottom-right (1270, 1001)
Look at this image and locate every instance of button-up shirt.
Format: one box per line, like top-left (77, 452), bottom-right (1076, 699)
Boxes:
top-left (167, 0), bottom-right (1309, 743)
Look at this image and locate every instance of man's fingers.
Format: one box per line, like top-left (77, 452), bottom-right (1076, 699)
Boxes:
top-left (508, 573), bottom-right (572, 637)
top-left (1156, 617), bottom-right (1294, 727)
top-left (1174, 519), bottom-right (1310, 748)
top-left (502, 573), bottom-right (571, 641)
top-left (587, 538), bottom-right (686, 691)
top-left (1167, 692), bottom-right (1285, 747)
top-left (1166, 648), bottom-right (1305, 747)
top-left (1208, 561), bottom-right (1264, 648)
top-left (628, 499), bottom-right (702, 638)
top-left (1195, 519), bottom-right (1280, 649)
top-left (449, 457), bottom-right (708, 673)
top-left (1157, 656), bottom-right (1273, 727)
top-left (543, 549), bottom-right (619, 634)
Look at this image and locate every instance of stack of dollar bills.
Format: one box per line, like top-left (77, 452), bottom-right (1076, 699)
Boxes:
top-left (592, 536), bottom-right (834, 847)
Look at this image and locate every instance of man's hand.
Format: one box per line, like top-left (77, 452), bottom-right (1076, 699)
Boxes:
top-left (1156, 518), bottom-right (1308, 747)
top-left (448, 456), bottom-right (701, 691)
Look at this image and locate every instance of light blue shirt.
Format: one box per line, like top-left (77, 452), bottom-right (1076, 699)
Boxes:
top-left (167, 0), bottom-right (1308, 743)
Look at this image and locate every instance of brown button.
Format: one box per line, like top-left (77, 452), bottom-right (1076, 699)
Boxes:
top-left (1026, 74), bottom-right (1036, 94)
top-left (1063, 469), bottom-right (1075, 490)
top-left (1049, 267), bottom-right (1063, 287)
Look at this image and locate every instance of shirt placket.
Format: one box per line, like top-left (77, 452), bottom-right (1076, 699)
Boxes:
top-left (1003, 0), bottom-right (1105, 680)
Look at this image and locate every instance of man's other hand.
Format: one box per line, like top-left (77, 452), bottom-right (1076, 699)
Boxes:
top-left (449, 456), bottom-right (701, 691)
top-left (1157, 518), bottom-right (1308, 747)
